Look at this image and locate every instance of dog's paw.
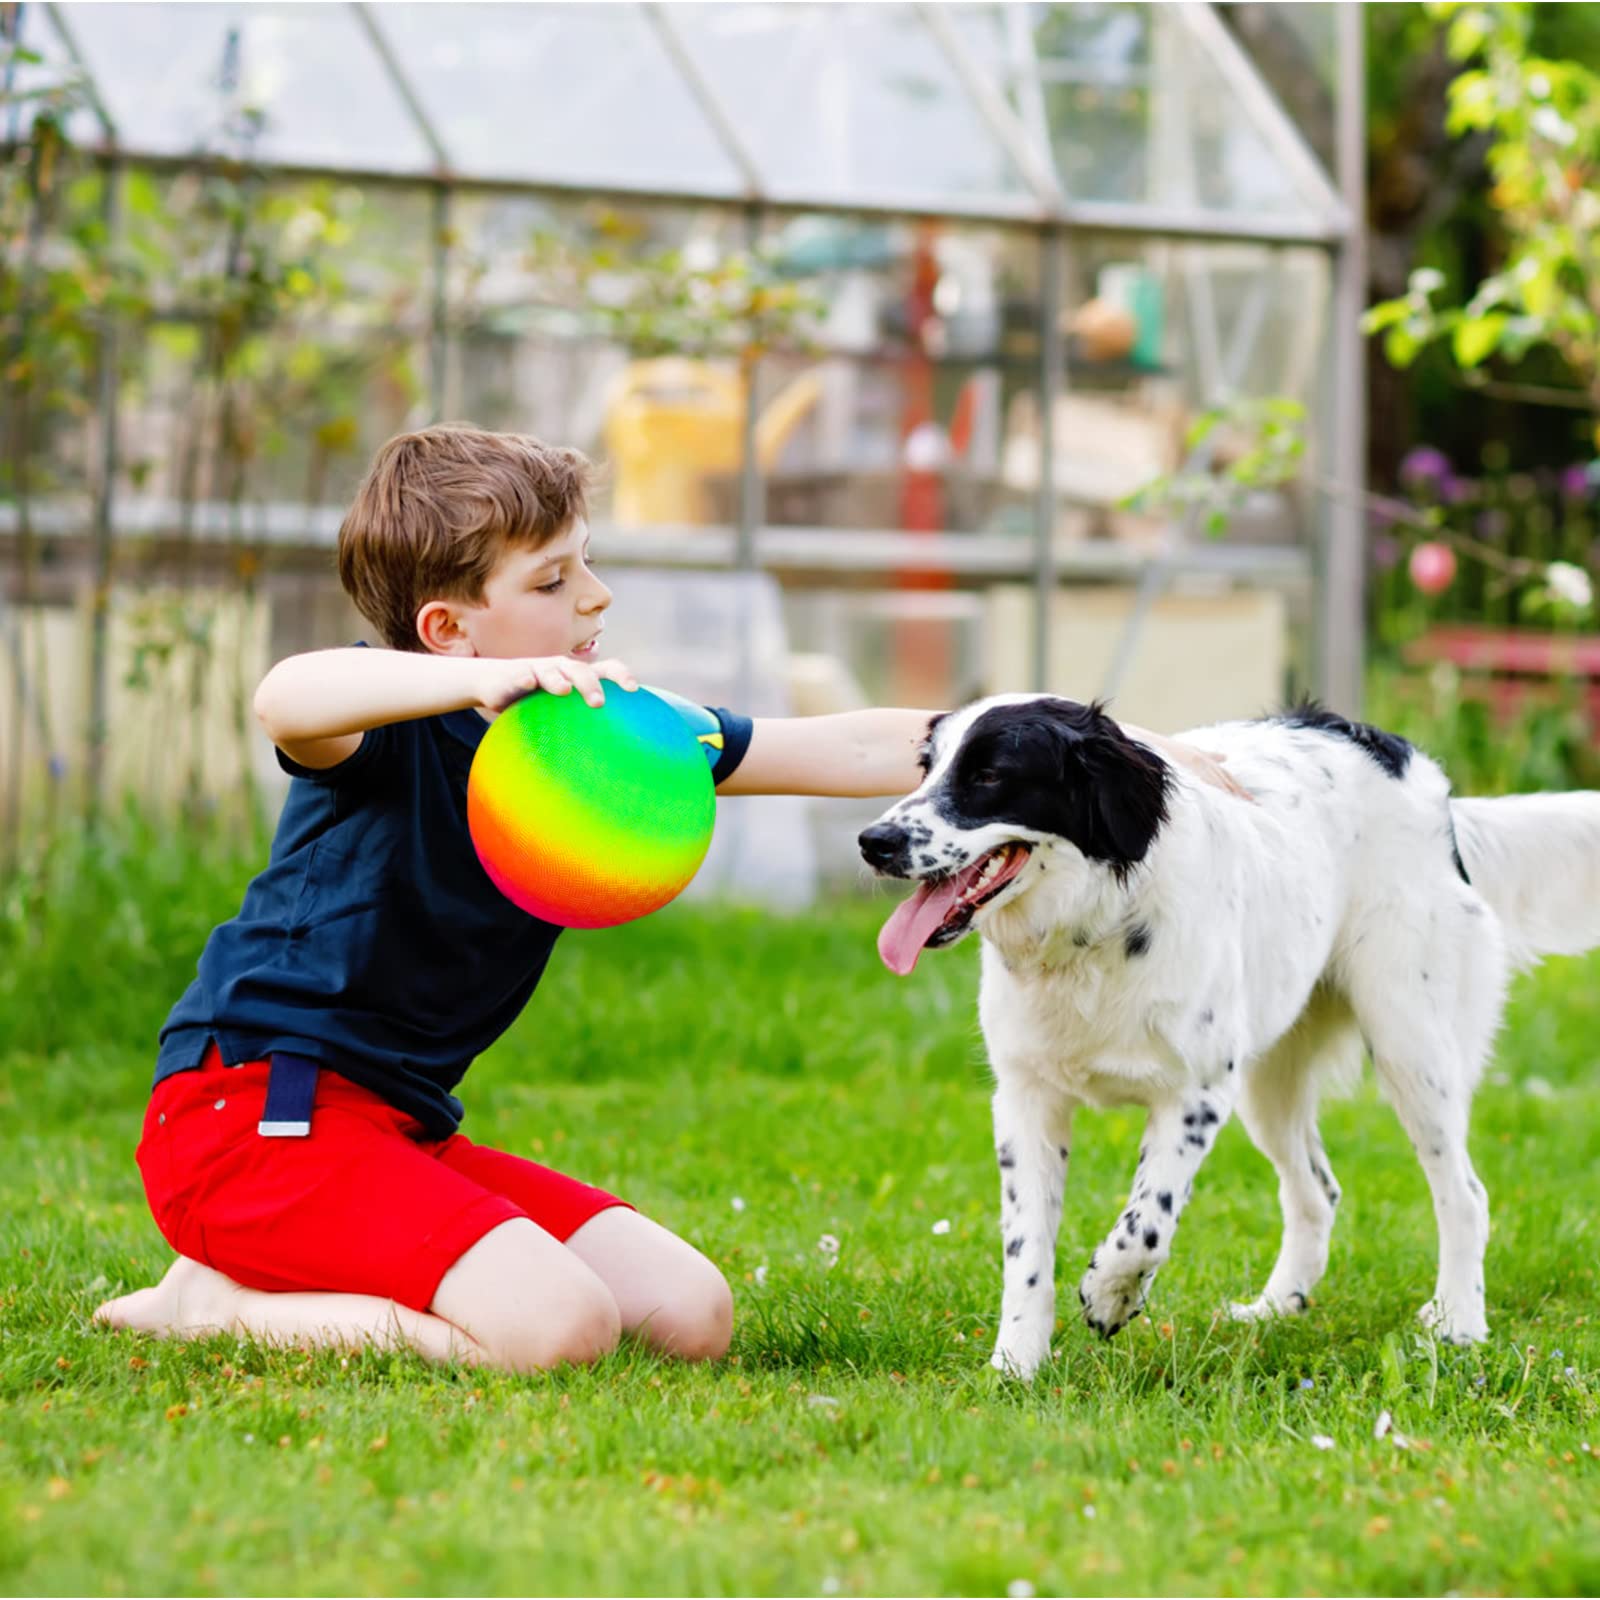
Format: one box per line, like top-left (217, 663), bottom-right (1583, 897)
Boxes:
top-left (990, 1330), bottom-right (1052, 1381)
top-left (1078, 1267), bottom-right (1149, 1339)
top-left (1418, 1298), bottom-right (1488, 1346)
top-left (1226, 1288), bottom-right (1309, 1324)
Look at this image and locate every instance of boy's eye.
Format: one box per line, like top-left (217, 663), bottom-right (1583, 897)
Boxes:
top-left (537, 577), bottom-right (566, 594)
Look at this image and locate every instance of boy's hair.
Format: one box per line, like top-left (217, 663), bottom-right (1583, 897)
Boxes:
top-left (338, 425), bottom-right (592, 651)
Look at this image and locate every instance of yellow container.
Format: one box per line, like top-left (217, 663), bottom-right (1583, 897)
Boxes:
top-left (602, 358), bottom-right (821, 526)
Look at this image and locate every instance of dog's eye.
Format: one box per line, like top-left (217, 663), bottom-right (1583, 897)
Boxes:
top-left (971, 768), bottom-right (1003, 787)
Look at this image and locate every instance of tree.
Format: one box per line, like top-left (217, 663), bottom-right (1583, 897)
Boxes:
top-left (1363, 2), bottom-right (1600, 421)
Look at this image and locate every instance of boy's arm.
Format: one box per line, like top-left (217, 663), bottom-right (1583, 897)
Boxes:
top-left (717, 709), bottom-right (940, 797)
top-left (254, 647), bottom-right (636, 771)
top-left (716, 707), bottom-right (1252, 801)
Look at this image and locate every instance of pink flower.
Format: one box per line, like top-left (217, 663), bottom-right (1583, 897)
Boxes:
top-left (1408, 541), bottom-right (1458, 596)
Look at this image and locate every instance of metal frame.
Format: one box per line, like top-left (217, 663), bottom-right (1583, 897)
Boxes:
top-left (40, 0), bottom-right (1351, 243)
top-left (351, 3), bottom-right (449, 170)
top-left (1033, 228), bottom-right (1066, 690)
top-left (918, 1), bottom-right (1065, 215)
top-left (16, 0), bottom-right (1364, 723)
top-left (644, 3), bottom-right (764, 201)
top-left (1322, 4), bottom-right (1367, 713)
top-left (0, 500), bottom-right (1314, 585)
top-left (44, 142), bottom-right (1345, 248)
top-left (1173, 2), bottom-right (1351, 233)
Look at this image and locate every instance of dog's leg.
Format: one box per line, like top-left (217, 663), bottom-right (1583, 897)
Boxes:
top-left (1370, 1055), bottom-right (1490, 1344)
top-left (1369, 1058), bottom-right (1490, 1343)
top-left (1342, 912), bottom-right (1505, 1345)
top-left (1230, 998), bottom-right (1362, 1322)
top-left (988, 1073), bottom-right (1075, 1380)
top-left (1229, 1097), bottom-right (1341, 1323)
top-left (1078, 1081), bottom-right (1237, 1338)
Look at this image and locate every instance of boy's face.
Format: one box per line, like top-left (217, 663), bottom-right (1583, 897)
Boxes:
top-left (423, 520), bottom-right (612, 661)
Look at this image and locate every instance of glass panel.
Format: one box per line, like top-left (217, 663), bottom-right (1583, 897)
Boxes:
top-left (954, 3), bottom-right (1324, 221)
top-left (746, 216), bottom-right (1042, 708)
top-left (118, 176), bottom-right (433, 512)
top-left (1225, 3), bottom-right (1341, 178)
top-left (371, 3), bottom-right (742, 195)
top-left (58, 3), bottom-right (434, 172)
top-left (9, 6), bottom-right (103, 145)
top-left (668, 4), bottom-right (1031, 210)
top-left (1042, 235), bottom-right (1330, 550)
top-left (1145, 10), bottom-right (1322, 218)
top-left (443, 195), bottom-right (751, 528)
top-left (784, 585), bottom-right (989, 715)
top-left (751, 215), bottom-right (1041, 534)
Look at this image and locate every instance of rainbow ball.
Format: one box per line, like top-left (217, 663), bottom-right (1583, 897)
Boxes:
top-left (467, 684), bottom-right (716, 928)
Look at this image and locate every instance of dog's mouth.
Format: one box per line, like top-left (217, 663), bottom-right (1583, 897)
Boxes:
top-left (877, 842), bottom-right (1034, 975)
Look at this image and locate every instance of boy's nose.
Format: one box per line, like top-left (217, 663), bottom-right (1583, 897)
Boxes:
top-left (582, 575), bottom-right (613, 613)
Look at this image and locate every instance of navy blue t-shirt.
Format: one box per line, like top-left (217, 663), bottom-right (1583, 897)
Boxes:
top-left (156, 692), bottom-right (753, 1137)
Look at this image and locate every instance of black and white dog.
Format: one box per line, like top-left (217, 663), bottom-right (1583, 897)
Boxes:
top-left (860, 695), bottom-right (1600, 1379)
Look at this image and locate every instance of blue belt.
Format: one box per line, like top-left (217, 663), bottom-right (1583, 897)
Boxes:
top-left (258, 1052), bottom-right (319, 1138)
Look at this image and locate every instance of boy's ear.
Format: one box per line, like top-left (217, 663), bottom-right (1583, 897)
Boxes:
top-left (416, 598), bottom-right (475, 656)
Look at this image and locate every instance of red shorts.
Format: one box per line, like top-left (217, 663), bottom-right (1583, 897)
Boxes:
top-left (137, 1046), bottom-right (631, 1311)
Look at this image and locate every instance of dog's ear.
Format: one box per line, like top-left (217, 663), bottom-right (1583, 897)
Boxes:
top-left (1039, 701), bottom-right (1170, 874)
top-left (1081, 730), bottom-right (1170, 871)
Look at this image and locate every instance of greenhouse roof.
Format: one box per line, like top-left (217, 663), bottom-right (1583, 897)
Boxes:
top-left (27, 1), bottom-right (1351, 244)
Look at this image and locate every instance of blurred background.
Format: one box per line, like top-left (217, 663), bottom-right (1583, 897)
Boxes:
top-left (2, 1), bottom-right (1597, 905)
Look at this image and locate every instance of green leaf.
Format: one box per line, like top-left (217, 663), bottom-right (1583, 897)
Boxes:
top-left (1452, 311), bottom-right (1508, 367)
top-left (1498, 314), bottom-right (1545, 358)
top-left (1384, 324), bottom-right (1423, 367)
top-left (1361, 298), bottom-right (1411, 335)
top-left (1380, 1331), bottom-right (1408, 1400)
top-left (1446, 8), bottom-right (1492, 60)
top-left (1445, 70), bottom-right (1498, 134)
top-left (1517, 257), bottom-right (1561, 319)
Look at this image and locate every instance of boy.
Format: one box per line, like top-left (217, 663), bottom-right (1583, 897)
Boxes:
top-left (96, 425), bottom-right (1236, 1373)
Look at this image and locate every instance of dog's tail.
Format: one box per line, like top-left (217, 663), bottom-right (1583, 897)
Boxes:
top-left (1452, 792), bottom-right (1600, 965)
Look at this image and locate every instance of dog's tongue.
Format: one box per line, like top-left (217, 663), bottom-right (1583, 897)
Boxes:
top-left (877, 874), bottom-right (967, 976)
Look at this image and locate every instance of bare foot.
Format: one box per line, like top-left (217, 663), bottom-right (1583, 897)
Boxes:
top-left (93, 1255), bottom-right (242, 1339)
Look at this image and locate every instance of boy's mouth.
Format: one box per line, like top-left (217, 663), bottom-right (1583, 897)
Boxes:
top-left (570, 634), bottom-right (602, 660)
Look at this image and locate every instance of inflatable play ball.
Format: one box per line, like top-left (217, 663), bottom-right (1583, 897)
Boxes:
top-left (467, 684), bottom-right (716, 928)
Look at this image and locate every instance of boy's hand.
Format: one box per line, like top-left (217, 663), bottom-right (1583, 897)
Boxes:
top-left (477, 655), bottom-right (638, 713)
top-left (1148, 735), bottom-right (1255, 802)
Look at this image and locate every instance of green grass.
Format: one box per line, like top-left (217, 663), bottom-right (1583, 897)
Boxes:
top-left (1, 831), bottom-right (1597, 1595)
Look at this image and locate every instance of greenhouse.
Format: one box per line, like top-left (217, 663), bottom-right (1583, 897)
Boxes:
top-left (2, 2), bottom-right (1363, 888)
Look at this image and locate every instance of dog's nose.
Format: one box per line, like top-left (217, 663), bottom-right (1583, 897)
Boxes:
top-left (858, 822), bottom-right (910, 870)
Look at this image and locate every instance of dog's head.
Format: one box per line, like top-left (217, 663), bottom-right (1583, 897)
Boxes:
top-left (860, 695), bottom-right (1171, 973)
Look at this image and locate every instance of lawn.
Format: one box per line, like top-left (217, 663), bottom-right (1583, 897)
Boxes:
top-left (0, 831), bottom-right (1596, 1596)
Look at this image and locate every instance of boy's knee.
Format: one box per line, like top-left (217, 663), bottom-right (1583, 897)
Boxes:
top-left (438, 1223), bottom-right (623, 1372)
top-left (550, 1280), bottom-right (624, 1367)
top-left (648, 1263), bottom-right (733, 1363)
top-left (492, 1279), bottom-right (621, 1373)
